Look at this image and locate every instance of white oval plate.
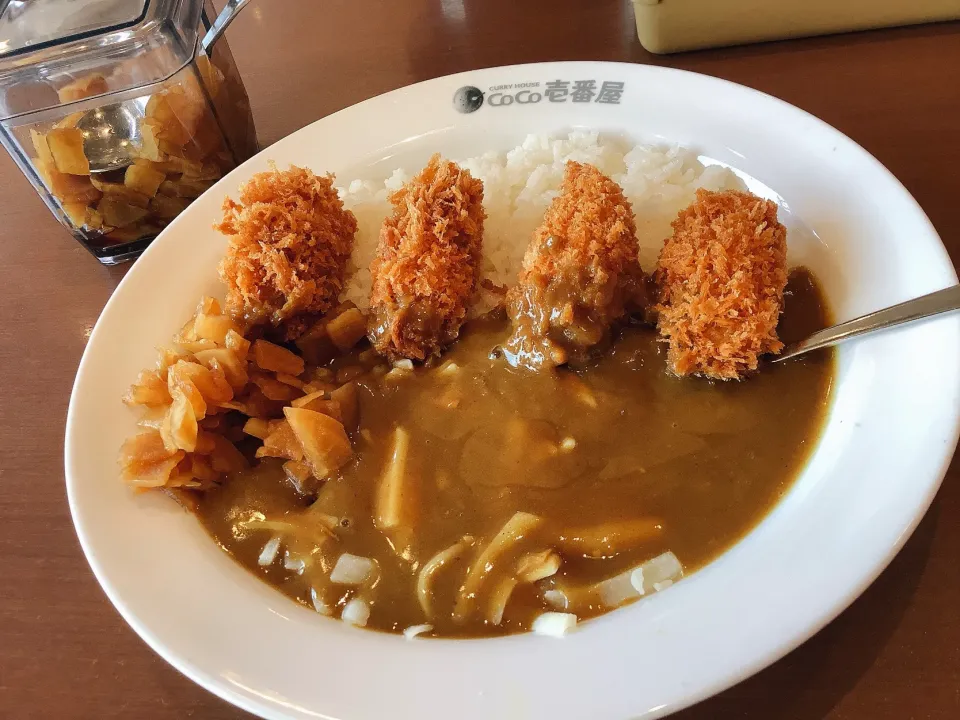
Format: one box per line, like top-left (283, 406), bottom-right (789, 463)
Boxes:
top-left (66, 62), bottom-right (960, 719)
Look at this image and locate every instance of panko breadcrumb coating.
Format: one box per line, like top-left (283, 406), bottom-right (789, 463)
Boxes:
top-left (217, 165), bottom-right (357, 340)
top-left (505, 161), bottom-right (644, 370)
top-left (367, 154), bottom-right (485, 361)
top-left (655, 188), bottom-right (787, 380)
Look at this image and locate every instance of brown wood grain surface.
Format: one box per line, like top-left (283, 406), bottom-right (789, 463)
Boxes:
top-left (1, 1), bottom-right (958, 718)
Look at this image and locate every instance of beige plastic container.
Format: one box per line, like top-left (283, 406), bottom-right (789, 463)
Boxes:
top-left (633, 0), bottom-right (960, 54)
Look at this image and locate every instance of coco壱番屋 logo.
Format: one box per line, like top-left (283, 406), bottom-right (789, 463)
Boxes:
top-left (454, 80), bottom-right (625, 112)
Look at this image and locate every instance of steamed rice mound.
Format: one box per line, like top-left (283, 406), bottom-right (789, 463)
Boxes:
top-left (655, 188), bottom-right (787, 380)
top-left (217, 165), bottom-right (357, 339)
top-left (339, 132), bottom-right (744, 311)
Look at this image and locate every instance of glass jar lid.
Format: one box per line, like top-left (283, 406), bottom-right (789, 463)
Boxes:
top-left (1, 0), bottom-right (151, 56)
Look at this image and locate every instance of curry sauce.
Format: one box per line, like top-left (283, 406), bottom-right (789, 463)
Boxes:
top-left (193, 268), bottom-right (834, 637)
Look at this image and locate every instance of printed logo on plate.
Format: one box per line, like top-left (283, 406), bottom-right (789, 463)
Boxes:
top-left (453, 80), bottom-right (625, 113)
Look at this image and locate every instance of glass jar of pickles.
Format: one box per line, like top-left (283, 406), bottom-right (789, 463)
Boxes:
top-left (0, 0), bottom-right (257, 264)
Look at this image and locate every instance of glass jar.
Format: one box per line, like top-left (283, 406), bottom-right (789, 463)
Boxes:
top-left (0, 0), bottom-right (258, 264)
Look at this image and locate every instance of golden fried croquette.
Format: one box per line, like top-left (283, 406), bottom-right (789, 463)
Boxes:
top-left (505, 161), bottom-right (644, 370)
top-left (655, 188), bottom-right (788, 380)
top-left (367, 154), bottom-right (485, 361)
top-left (217, 165), bottom-right (357, 339)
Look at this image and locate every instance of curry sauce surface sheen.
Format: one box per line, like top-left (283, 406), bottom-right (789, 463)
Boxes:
top-left (195, 269), bottom-right (834, 637)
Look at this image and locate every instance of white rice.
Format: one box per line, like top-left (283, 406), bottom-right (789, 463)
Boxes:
top-left (337, 130), bottom-right (743, 310)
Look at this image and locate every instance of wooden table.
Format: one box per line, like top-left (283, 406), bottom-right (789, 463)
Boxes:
top-left (2, 2), bottom-right (958, 717)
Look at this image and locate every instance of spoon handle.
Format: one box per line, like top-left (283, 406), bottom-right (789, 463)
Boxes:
top-left (774, 283), bottom-right (960, 362)
top-left (201, 0), bottom-right (251, 53)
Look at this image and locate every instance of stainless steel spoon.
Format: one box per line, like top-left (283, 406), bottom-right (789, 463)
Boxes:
top-left (78, 0), bottom-right (250, 173)
top-left (774, 283), bottom-right (960, 362)
top-left (77, 102), bottom-right (145, 173)
top-left (200, 0), bottom-right (250, 52)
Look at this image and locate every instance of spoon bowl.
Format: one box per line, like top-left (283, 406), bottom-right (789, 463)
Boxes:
top-left (77, 101), bottom-right (144, 174)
